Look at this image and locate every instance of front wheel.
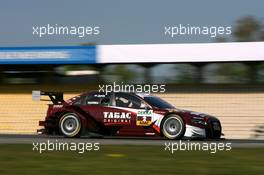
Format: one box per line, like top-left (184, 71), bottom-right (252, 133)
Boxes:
top-left (59, 113), bottom-right (82, 138)
top-left (161, 114), bottom-right (185, 140)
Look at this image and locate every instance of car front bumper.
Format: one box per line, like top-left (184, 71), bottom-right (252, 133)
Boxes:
top-left (184, 124), bottom-right (206, 138)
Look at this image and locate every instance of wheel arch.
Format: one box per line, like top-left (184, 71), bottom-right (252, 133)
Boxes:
top-left (162, 112), bottom-right (187, 124)
top-left (58, 106), bottom-right (104, 133)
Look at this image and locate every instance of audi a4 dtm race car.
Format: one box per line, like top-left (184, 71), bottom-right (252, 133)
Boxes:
top-left (33, 91), bottom-right (222, 140)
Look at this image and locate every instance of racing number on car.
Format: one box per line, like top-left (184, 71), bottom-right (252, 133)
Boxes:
top-left (136, 110), bottom-right (153, 126)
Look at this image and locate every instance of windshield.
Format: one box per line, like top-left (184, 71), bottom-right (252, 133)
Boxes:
top-left (144, 96), bottom-right (175, 109)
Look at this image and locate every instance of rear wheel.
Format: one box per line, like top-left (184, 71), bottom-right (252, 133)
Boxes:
top-left (59, 113), bottom-right (81, 138)
top-left (161, 114), bottom-right (185, 140)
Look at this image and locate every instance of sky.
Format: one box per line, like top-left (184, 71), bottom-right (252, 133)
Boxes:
top-left (0, 0), bottom-right (263, 47)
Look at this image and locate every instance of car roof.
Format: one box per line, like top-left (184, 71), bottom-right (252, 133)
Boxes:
top-left (135, 93), bottom-right (155, 98)
top-left (82, 90), bottom-right (156, 98)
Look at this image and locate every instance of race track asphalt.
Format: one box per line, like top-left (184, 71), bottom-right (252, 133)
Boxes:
top-left (0, 134), bottom-right (264, 148)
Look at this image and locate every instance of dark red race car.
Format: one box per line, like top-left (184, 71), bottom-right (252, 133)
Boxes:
top-left (33, 90), bottom-right (222, 140)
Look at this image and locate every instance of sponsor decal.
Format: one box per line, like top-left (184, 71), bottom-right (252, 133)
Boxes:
top-left (136, 116), bottom-right (152, 126)
top-left (87, 101), bottom-right (99, 105)
top-left (94, 94), bottom-right (106, 98)
top-left (137, 110), bottom-right (152, 116)
top-left (103, 112), bottom-right (131, 124)
top-left (53, 105), bottom-right (63, 108)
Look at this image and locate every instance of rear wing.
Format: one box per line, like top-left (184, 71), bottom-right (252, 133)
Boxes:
top-left (32, 90), bottom-right (64, 104)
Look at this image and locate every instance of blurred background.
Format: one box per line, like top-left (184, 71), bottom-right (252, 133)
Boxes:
top-left (1, 15), bottom-right (264, 85)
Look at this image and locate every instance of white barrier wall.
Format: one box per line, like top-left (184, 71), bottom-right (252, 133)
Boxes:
top-left (97, 42), bottom-right (264, 63)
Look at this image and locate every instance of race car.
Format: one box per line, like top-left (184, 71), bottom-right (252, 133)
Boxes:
top-left (33, 90), bottom-right (222, 140)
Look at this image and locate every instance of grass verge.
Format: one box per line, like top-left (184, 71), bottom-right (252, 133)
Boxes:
top-left (0, 144), bottom-right (263, 175)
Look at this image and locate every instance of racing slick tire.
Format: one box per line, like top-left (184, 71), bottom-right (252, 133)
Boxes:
top-left (161, 114), bottom-right (185, 140)
top-left (59, 113), bottom-right (82, 138)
